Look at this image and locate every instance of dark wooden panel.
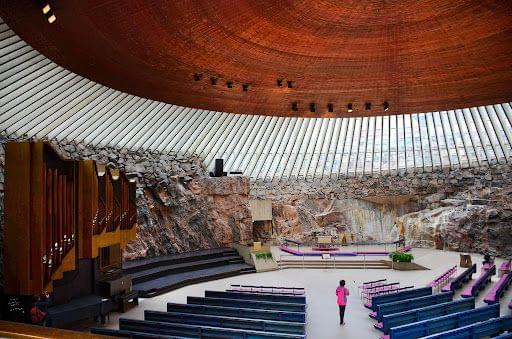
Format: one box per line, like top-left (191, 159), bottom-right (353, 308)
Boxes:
top-left (4, 142), bottom-right (31, 294)
top-left (1, 1), bottom-right (512, 117)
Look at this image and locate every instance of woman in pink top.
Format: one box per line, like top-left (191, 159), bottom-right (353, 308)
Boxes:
top-left (336, 280), bottom-right (349, 325)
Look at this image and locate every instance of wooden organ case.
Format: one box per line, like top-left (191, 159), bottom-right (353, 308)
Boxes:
top-left (3, 142), bottom-right (137, 303)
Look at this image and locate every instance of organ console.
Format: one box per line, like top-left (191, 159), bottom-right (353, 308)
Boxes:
top-left (3, 142), bottom-right (137, 301)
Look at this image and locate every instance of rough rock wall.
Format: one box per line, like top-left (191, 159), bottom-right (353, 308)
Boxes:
top-left (0, 136), bottom-right (252, 266)
top-left (252, 165), bottom-right (512, 258)
top-left (124, 176), bottom-right (253, 259)
top-left (270, 197), bottom-right (418, 243)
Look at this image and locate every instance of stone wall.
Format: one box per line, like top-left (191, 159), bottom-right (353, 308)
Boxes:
top-left (0, 136), bottom-right (252, 267)
top-left (251, 165), bottom-right (512, 258)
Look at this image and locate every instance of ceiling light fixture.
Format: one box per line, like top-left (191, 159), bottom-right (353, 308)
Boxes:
top-left (42, 4), bottom-right (51, 14)
top-left (383, 101), bottom-right (389, 112)
top-left (347, 103), bottom-right (353, 113)
top-left (47, 14), bottom-right (56, 23)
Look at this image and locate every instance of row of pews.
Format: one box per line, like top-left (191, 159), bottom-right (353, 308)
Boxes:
top-left (365, 260), bottom-right (512, 339)
top-left (91, 285), bottom-right (307, 338)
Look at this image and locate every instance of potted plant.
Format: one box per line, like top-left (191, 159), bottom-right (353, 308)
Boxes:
top-left (389, 251), bottom-right (415, 270)
top-left (255, 252), bottom-right (273, 261)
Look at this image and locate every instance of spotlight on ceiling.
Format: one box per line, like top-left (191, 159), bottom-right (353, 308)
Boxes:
top-left (277, 79), bottom-right (283, 87)
top-left (242, 84), bottom-right (249, 92)
top-left (347, 103), bottom-right (353, 113)
top-left (309, 102), bottom-right (316, 113)
top-left (328, 103), bottom-right (334, 113)
top-left (47, 13), bottom-right (57, 24)
top-left (383, 101), bottom-right (389, 112)
top-left (365, 102), bottom-right (372, 110)
top-left (210, 77), bottom-right (217, 85)
top-left (291, 102), bottom-right (298, 111)
top-left (226, 81), bottom-right (234, 88)
top-left (287, 80), bottom-right (294, 88)
top-left (42, 4), bottom-right (51, 14)
top-left (193, 72), bottom-right (202, 81)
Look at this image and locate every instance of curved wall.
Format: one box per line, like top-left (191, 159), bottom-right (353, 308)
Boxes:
top-left (1, 18), bottom-right (512, 181)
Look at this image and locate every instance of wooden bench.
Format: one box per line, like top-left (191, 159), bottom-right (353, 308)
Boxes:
top-left (187, 296), bottom-right (306, 313)
top-left (381, 304), bottom-right (500, 339)
top-left (428, 266), bottom-right (456, 291)
top-left (144, 310), bottom-right (305, 335)
top-left (167, 302), bottom-right (306, 323)
top-left (420, 315), bottom-right (512, 339)
top-left (204, 290), bottom-right (306, 304)
top-left (484, 270), bottom-right (512, 304)
top-left (461, 264), bottom-right (496, 298)
top-left (370, 292), bottom-right (454, 321)
top-left (366, 286), bottom-right (431, 311)
top-left (375, 298), bottom-right (475, 334)
top-left (441, 264), bottom-right (476, 292)
top-left (499, 260), bottom-right (511, 277)
top-left (119, 318), bottom-right (305, 339)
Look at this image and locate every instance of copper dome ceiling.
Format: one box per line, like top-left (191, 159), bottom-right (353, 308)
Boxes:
top-left (1, 0), bottom-right (512, 117)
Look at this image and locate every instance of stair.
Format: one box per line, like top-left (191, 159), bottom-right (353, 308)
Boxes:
top-left (277, 259), bottom-right (390, 269)
top-left (124, 248), bottom-right (255, 297)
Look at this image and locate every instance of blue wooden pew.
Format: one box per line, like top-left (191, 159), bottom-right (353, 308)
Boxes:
top-left (420, 315), bottom-right (512, 339)
top-left (370, 292), bottom-right (454, 321)
top-left (144, 310), bottom-right (306, 335)
top-left (187, 296), bottom-right (306, 313)
top-left (461, 265), bottom-right (496, 298)
top-left (368, 286), bottom-right (432, 311)
top-left (441, 264), bottom-right (476, 292)
top-left (383, 304), bottom-right (500, 339)
top-left (167, 302), bottom-right (306, 323)
top-left (204, 290), bottom-right (306, 304)
top-left (119, 318), bottom-right (306, 339)
top-left (376, 297), bottom-right (475, 334)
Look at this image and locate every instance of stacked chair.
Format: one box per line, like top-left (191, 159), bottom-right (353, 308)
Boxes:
top-left (91, 284), bottom-right (307, 338)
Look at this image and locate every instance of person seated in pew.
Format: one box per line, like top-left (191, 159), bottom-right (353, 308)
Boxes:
top-left (30, 292), bottom-right (52, 327)
top-left (335, 280), bottom-right (350, 326)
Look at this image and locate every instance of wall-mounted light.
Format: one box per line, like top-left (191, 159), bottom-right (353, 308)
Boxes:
top-left (383, 101), bottom-right (389, 112)
top-left (365, 102), bottom-right (372, 110)
top-left (347, 103), bottom-right (353, 113)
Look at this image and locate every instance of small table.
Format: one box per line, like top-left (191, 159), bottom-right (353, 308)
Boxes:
top-left (460, 253), bottom-right (472, 268)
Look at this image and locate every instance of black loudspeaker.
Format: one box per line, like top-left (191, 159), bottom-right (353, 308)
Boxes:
top-left (214, 159), bottom-right (224, 177)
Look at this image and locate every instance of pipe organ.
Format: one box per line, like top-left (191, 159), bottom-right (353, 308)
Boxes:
top-left (4, 142), bottom-right (137, 297)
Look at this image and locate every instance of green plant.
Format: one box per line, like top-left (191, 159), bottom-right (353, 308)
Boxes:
top-left (255, 252), bottom-right (273, 260)
top-left (389, 251), bottom-right (414, 263)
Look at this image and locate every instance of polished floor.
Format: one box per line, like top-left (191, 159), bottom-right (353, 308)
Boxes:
top-left (104, 248), bottom-right (512, 339)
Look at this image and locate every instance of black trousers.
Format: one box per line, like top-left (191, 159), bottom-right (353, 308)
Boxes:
top-left (338, 305), bottom-right (346, 323)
